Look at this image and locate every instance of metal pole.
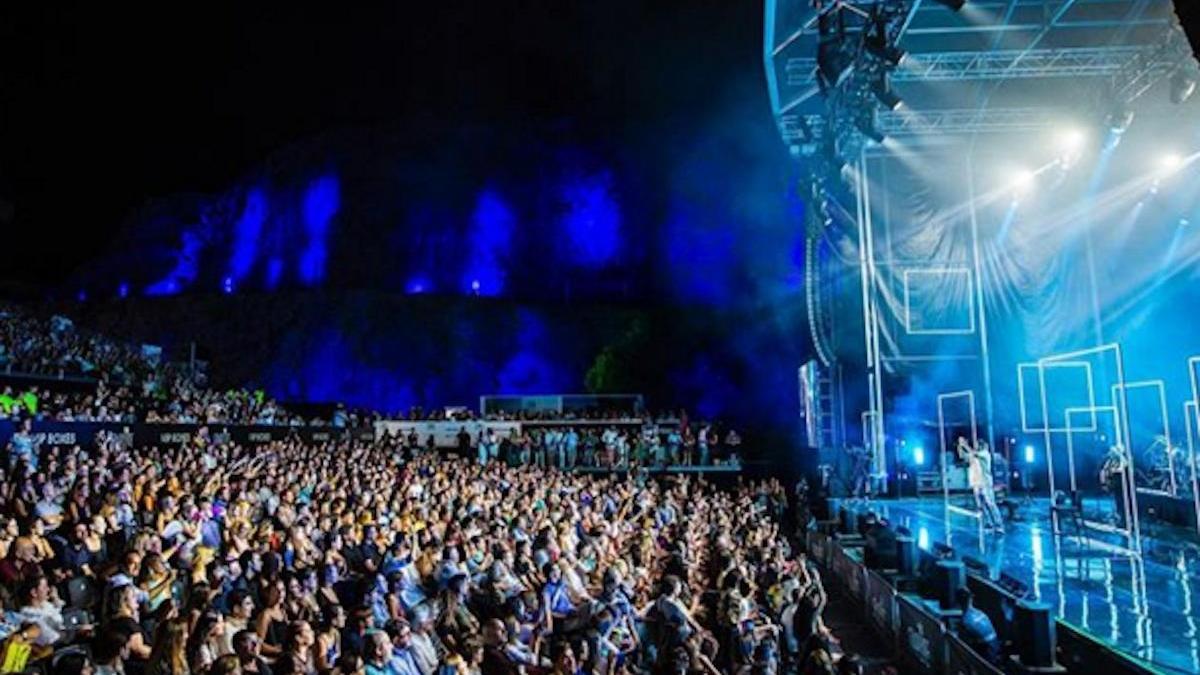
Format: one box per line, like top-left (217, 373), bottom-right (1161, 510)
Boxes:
top-left (965, 152), bottom-right (997, 454)
top-left (855, 157), bottom-right (876, 459)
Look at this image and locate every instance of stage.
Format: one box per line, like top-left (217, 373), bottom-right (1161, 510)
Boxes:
top-left (845, 496), bottom-right (1200, 674)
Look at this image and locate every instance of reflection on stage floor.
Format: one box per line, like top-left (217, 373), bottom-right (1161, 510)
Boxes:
top-left (859, 497), bottom-right (1200, 674)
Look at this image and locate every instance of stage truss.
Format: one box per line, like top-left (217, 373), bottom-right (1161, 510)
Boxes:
top-left (766, 0), bottom-right (1196, 515)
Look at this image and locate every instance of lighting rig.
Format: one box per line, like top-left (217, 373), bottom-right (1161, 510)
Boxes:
top-left (813, 1), bottom-right (911, 165)
top-left (1099, 23), bottom-right (1199, 144)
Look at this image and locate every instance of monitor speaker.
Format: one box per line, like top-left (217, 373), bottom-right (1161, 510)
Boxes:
top-left (933, 560), bottom-right (965, 610)
top-left (1014, 600), bottom-right (1056, 668)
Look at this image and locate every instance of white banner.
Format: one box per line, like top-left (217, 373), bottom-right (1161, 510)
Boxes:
top-left (374, 420), bottom-right (522, 447)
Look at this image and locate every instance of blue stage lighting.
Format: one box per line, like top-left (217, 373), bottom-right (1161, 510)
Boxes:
top-left (913, 446), bottom-right (926, 466)
top-left (1024, 445), bottom-right (1035, 464)
top-left (118, 283), bottom-right (129, 299)
top-left (223, 277), bottom-right (234, 294)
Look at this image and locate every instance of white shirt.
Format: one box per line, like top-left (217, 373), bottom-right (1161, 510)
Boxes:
top-left (19, 602), bottom-right (66, 646)
top-left (967, 448), bottom-right (992, 490)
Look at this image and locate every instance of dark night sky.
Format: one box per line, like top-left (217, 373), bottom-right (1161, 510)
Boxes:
top-left (0, 1), bottom-right (765, 286)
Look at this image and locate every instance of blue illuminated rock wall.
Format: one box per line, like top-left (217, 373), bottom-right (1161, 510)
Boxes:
top-left (66, 98), bottom-right (810, 427)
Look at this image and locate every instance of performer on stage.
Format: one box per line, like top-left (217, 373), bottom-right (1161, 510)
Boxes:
top-left (849, 445), bottom-right (871, 499)
top-left (1100, 444), bottom-right (1129, 528)
top-left (957, 437), bottom-right (1005, 534)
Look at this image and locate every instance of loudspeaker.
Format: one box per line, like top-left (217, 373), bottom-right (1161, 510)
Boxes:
top-left (933, 560), bottom-right (965, 610)
top-left (1014, 600), bottom-right (1056, 668)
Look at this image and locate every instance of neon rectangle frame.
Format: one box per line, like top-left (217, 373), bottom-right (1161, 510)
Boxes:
top-left (1037, 343), bottom-right (1139, 556)
top-left (937, 390), bottom-right (984, 547)
top-left (902, 267), bottom-right (976, 335)
top-left (1111, 380), bottom-right (1174, 497)
top-left (1018, 361), bottom-right (1096, 433)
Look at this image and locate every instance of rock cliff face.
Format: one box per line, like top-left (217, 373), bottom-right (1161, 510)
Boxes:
top-left (60, 116), bottom-right (807, 425)
top-left (69, 124), bottom-right (656, 302)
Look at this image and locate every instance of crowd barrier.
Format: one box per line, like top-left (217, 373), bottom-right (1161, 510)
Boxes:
top-left (864, 569), bottom-right (897, 647)
top-left (0, 419), bottom-right (374, 449)
top-left (808, 525), bottom-right (1159, 674)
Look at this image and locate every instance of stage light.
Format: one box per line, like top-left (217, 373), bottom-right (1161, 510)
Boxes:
top-left (1105, 106), bottom-right (1134, 136)
top-left (1171, 69), bottom-right (1197, 105)
top-left (222, 277), bottom-right (234, 294)
top-left (857, 113), bottom-right (886, 144)
top-left (1010, 169), bottom-right (1035, 193)
top-left (918, 527), bottom-right (930, 551)
top-left (471, 279), bottom-right (481, 293)
top-left (118, 283), bottom-right (129, 299)
top-left (76, 290), bottom-right (87, 302)
top-left (1057, 128), bottom-right (1085, 153)
top-left (865, 24), bottom-right (906, 67)
top-left (873, 76), bottom-right (903, 110)
top-left (1024, 445), bottom-right (1035, 464)
top-left (933, 0), bottom-right (965, 10)
top-left (1160, 153), bottom-right (1183, 174)
top-left (913, 446), bottom-right (926, 466)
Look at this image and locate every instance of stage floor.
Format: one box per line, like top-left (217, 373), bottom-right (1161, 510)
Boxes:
top-left (858, 496), bottom-right (1200, 673)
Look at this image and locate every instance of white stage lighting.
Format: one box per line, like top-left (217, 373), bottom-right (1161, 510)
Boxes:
top-left (1160, 153), bottom-right (1183, 173)
top-left (1057, 128), bottom-right (1085, 153)
top-left (1010, 169), bottom-right (1035, 193)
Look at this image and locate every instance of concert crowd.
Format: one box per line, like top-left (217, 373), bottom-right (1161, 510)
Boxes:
top-left (0, 429), bottom-right (870, 675)
top-left (0, 304), bottom-right (878, 675)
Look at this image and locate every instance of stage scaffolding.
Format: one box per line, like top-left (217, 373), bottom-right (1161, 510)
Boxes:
top-left (764, 0), bottom-right (1195, 518)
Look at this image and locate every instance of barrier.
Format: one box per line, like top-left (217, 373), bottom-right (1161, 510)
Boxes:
top-left (897, 593), bottom-right (948, 675)
top-left (831, 542), bottom-right (866, 604)
top-left (0, 420), bottom-right (373, 450)
top-left (945, 632), bottom-right (1004, 675)
top-left (864, 569), bottom-right (898, 649)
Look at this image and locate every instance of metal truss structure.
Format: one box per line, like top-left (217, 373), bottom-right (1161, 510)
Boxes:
top-left (767, 0), bottom-right (1188, 475)
top-left (786, 45), bottom-right (1153, 90)
top-left (765, 0), bottom-right (1183, 147)
top-left (784, 107), bottom-right (1059, 143)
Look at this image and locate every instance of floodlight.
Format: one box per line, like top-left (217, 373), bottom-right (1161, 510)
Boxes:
top-left (1010, 169), bottom-right (1035, 193)
top-left (873, 76), bottom-right (903, 110)
top-left (1057, 128), bottom-right (1085, 153)
top-left (857, 113), bottom-right (886, 144)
